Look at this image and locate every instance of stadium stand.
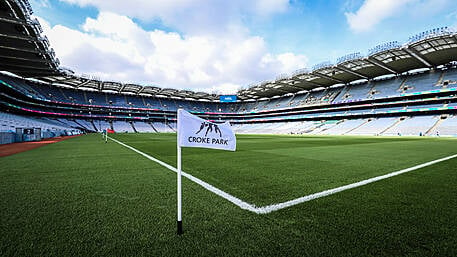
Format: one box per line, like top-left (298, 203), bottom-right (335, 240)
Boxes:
top-left (112, 121), bottom-right (135, 133)
top-left (133, 121), bottom-right (154, 133)
top-left (319, 119), bottom-right (367, 135)
top-left (428, 115), bottom-right (457, 136)
top-left (382, 116), bottom-right (438, 136)
top-left (151, 122), bottom-right (175, 133)
top-left (0, 112), bottom-right (78, 133)
top-left (0, 111), bottom-right (81, 144)
top-left (346, 118), bottom-right (398, 135)
top-left (0, 0), bottom-right (456, 139)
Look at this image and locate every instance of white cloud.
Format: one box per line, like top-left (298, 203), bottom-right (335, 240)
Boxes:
top-left (345, 0), bottom-right (414, 33)
top-left (345, 0), bottom-right (455, 33)
top-left (200, 83), bottom-right (241, 95)
top-left (58, 0), bottom-right (289, 36)
top-left (254, 0), bottom-right (290, 16)
top-left (36, 12), bottom-right (308, 94)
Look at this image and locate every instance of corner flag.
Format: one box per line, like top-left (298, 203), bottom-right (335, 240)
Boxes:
top-left (178, 109), bottom-right (236, 151)
top-left (175, 109), bottom-right (236, 235)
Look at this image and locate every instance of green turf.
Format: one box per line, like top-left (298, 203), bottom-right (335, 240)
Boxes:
top-left (110, 133), bottom-right (457, 205)
top-left (1, 133), bottom-right (457, 256)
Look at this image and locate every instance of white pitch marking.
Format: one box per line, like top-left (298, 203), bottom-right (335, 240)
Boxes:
top-left (108, 136), bottom-right (457, 214)
top-left (108, 136), bottom-right (257, 212)
top-left (255, 153), bottom-right (457, 214)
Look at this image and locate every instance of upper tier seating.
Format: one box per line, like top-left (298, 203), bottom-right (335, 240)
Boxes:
top-left (2, 67), bottom-right (453, 113)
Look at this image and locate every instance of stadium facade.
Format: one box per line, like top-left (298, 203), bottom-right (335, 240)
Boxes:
top-left (1, 0), bottom-right (457, 144)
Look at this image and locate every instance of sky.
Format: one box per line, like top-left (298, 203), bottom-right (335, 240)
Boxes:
top-left (29, 0), bottom-right (457, 94)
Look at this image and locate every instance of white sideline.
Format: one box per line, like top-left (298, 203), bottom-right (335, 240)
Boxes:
top-left (108, 136), bottom-right (457, 214)
top-left (256, 153), bottom-right (457, 214)
top-left (108, 137), bottom-right (257, 212)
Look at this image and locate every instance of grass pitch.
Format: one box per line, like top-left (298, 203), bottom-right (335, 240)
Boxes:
top-left (1, 133), bottom-right (457, 256)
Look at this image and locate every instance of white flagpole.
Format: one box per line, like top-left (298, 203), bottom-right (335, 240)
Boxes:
top-left (177, 110), bottom-right (183, 235)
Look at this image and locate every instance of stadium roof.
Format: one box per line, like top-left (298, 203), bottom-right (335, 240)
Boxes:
top-left (1, 0), bottom-right (457, 101)
top-left (238, 31), bottom-right (457, 99)
top-left (0, 0), bottom-right (60, 76)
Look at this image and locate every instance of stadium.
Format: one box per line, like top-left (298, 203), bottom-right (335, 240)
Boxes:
top-left (1, 0), bottom-right (457, 256)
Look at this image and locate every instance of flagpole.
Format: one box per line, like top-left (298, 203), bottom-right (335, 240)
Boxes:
top-left (177, 109), bottom-right (183, 235)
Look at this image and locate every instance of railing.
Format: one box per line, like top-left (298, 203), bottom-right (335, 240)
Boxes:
top-left (408, 27), bottom-right (453, 44)
top-left (292, 68), bottom-right (309, 76)
top-left (368, 41), bottom-right (401, 55)
top-left (336, 52), bottom-right (363, 64)
top-left (15, 0), bottom-right (33, 16)
top-left (312, 61), bottom-right (333, 72)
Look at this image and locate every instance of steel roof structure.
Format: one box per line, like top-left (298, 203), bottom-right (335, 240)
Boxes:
top-left (0, 0), bottom-right (59, 76)
top-left (1, 0), bottom-right (457, 101)
top-left (239, 31), bottom-right (457, 100)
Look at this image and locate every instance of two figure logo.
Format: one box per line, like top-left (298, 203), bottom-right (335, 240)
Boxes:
top-left (196, 122), bottom-right (222, 137)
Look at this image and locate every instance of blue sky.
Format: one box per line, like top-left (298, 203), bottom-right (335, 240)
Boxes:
top-left (30, 0), bottom-right (457, 93)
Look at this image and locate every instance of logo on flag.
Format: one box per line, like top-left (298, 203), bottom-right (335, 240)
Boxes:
top-left (177, 109), bottom-right (236, 151)
top-left (196, 122), bottom-right (222, 137)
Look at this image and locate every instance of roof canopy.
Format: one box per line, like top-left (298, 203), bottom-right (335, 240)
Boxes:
top-left (238, 31), bottom-right (457, 100)
top-left (1, 0), bottom-right (456, 101)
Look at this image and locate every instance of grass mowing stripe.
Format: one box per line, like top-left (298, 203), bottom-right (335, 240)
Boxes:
top-left (115, 134), bottom-right (457, 205)
top-left (2, 134), bottom-right (457, 256)
top-left (257, 153), bottom-right (457, 213)
top-left (109, 135), bottom-right (457, 214)
top-left (108, 136), bottom-right (257, 212)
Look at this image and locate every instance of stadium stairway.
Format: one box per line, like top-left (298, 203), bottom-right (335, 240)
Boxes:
top-left (425, 115), bottom-right (446, 135)
top-left (343, 119), bottom-right (370, 135)
top-left (167, 123), bottom-right (176, 132)
top-left (327, 120), bottom-right (345, 132)
top-left (313, 120), bottom-right (341, 134)
top-left (302, 122), bottom-right (324, 134)
top-left (380, 117), bottom-right (405, 135)
top-left (316, 120), bottom-right (341, 135)
top-left (130, 122), bottom-right (138, 133)
top-left (73, 120), bottom-right (90, 131)
top-left (149, 122), bottom-right (159, 133)
top-left (396, 78), bottom-right (408, 93)
top-left (428, 115), bottom-right (457, 135)
top-left (52, 118), bottom-right (70, 127)
top-left (436, 71), bottom-right (445, 86)
top-left (90, 120), bottom-right (98, 132)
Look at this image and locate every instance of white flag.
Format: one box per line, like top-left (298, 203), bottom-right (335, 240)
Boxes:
top-left (177, 109), bottom-right (236, 151)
